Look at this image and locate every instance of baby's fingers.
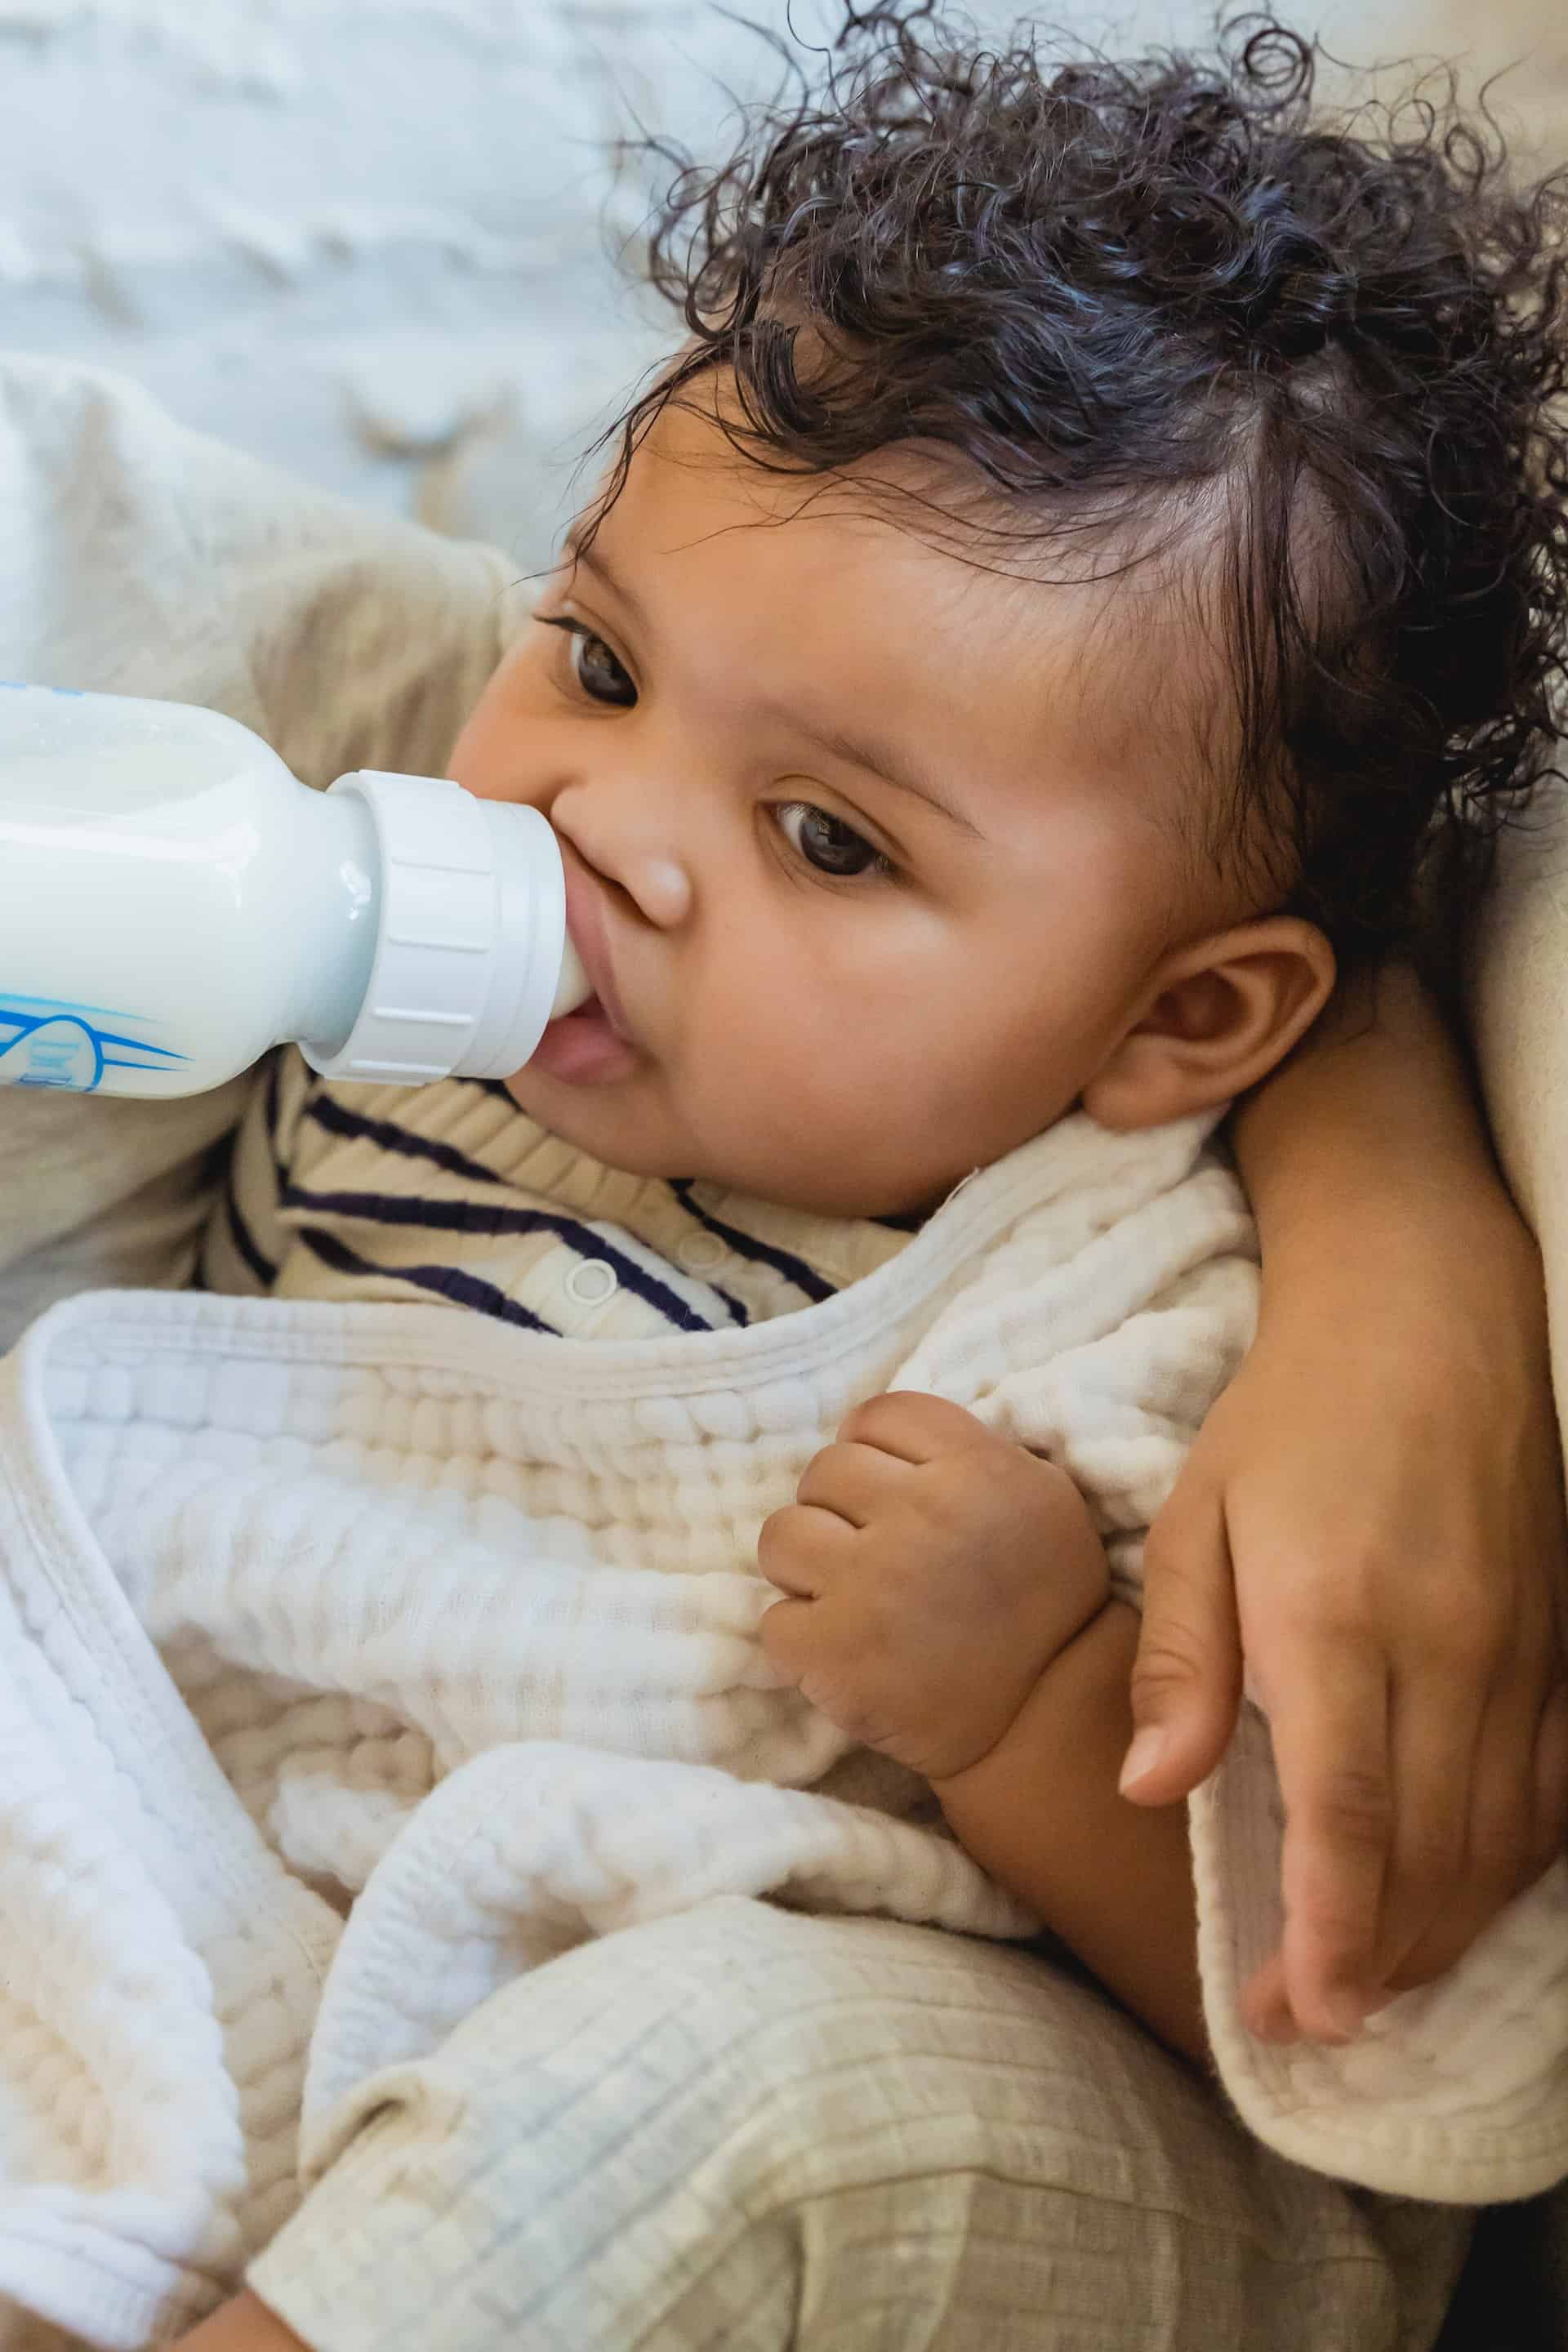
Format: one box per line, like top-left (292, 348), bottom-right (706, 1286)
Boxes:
top-left (757, 1500), bottom-right (855, 1597)
top-left (796, 1439), bottom-right (915, 1528)
top-left (837, 1390), bottom-right (996, 1462)
top-left (757, 1591), bottom-right (816, 1684)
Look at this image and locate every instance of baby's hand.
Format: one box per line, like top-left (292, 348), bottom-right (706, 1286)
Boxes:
top-left (758, 1391), bottom-right (1110, 1780)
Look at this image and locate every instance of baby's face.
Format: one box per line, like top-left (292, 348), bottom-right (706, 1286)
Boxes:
top-left (449, 395), bottom-right (1225, 1217)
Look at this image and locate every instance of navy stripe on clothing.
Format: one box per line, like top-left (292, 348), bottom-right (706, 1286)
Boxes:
top-left (225, 1187), bottom-right (278, 1290)
top-left (283, 1180), bottom-right (719, 1335)
top-left (666, 1178), bottom-right (835, 1305)
top-left (305, 1089), bottom-right (519, 1193)
top-left (263, 1051), bottom-right (287, 1191)
top-left (298, 1224), bottom-right (560, 1334)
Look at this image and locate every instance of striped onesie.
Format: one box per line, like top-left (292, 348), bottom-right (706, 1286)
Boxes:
top-left (203, 1048), bottom-right (925, 1334)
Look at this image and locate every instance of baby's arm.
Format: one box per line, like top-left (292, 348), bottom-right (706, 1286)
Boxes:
top-left (935, 1601), bottom-right (1203, 2060)
top-left (169, 2289), bottom-right (310, 2351)
top-left (758, 1392), bottom-right (1205, 2061)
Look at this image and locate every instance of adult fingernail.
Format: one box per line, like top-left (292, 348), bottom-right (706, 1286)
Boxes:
top-left (1322, 1989), bottom-right (1365, 2043)
top-left (1119, 1729), bottom-right (1168, 1793)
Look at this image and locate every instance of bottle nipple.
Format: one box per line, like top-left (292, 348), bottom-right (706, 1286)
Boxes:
top-left (550, 934), bottom-right (591, 1018)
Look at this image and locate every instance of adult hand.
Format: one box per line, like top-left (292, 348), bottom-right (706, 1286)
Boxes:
top-left (1120, 1192), bottom-right (1568, 2045)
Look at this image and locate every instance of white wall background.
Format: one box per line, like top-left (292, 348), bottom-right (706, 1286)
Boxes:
top-left (1, 0), bottom-right (1565, 568)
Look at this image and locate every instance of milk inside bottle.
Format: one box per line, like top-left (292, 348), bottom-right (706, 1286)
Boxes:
top-left (0, 684), bottom-right (587, 1098)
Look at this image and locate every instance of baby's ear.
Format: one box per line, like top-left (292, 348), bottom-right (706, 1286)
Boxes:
top-left (1082, 917), bottom-right (1336, 1131)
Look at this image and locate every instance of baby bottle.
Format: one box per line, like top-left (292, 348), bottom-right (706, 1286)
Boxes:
top-left (0, 684), bottom-right (588, 1098)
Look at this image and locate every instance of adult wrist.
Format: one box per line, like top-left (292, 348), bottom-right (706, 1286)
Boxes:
top-left (1232, 965), bottom-right (1521, 1288)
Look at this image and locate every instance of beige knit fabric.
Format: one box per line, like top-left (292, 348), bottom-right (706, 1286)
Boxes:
top-left (204, 1049), bottom-right (914, 1338)
top-left (251, 1896), bottom-right (1471, 2352)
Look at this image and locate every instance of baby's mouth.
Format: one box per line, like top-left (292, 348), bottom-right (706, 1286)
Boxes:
top-left (530, 991), bottom-right (639, 1084)
top-left (559, 854), bottom-right (633, 1040)
top-left (553, 991), bottom-right (602, 1031)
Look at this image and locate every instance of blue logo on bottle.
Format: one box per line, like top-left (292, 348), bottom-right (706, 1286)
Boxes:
top-left (0, 995), bottom-right (187, 1090)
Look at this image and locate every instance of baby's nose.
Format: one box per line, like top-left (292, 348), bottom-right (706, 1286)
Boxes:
top-left (635, 855), bottom-right (693, 926)
top-left (550, 788), bottom-right (692, 929)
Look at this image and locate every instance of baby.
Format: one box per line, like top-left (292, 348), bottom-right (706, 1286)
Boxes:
top-left (198, 2), bottom-right (1568, 2075)
top-left (38, 5), bottom-right (1557, 2345)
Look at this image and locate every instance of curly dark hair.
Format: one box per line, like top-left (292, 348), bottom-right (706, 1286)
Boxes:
top-left (581, 2), bottom-right (1568, 978)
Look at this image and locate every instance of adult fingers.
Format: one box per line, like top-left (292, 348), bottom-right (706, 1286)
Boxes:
top-left (1121, 1478), bottom-right (1241, 1805)
top-left (1352, 1664), bottom-right (1483, 2002)
top-left (1534, 1680), bottom-right (1568, 1874)
top-left (1384, 1669), bottom-right (1568, 1992)
top-left (1269, 1637), bottom-right (1392, 2043)
top-left (1241, 1950), bottom-right (1300, 2044)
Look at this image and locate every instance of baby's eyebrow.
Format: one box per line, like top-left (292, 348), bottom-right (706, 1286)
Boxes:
top-left (791, 715), bottom-right (983, 837)
top-left (561, 532), bottom-right (651, 635)
top-left (563, 528), bottom-right (980, 837)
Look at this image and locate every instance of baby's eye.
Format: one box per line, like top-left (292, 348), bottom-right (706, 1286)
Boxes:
top-left (539, 617), bottom-right (637, 708)
top-left (773, 801), bottom-right (893, 880)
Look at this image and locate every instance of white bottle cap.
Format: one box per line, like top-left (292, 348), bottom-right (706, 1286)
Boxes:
top-left (305, 770), bottom-right (590, 1085)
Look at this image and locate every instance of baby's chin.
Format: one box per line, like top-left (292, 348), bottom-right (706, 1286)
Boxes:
top-left (498, 1068), bottom-right (938, 1218)
top-left (498, 1066), bottom-right (697, 1183)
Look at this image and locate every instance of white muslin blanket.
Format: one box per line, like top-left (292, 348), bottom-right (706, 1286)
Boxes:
top-left (2, 1110), bottom-right (1566, 2350)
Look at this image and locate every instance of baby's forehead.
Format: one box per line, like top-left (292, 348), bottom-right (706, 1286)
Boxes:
top-left (606, 399), bottom-right (1162, 650)
top-left (582, 395), bottom-right (1234, 829)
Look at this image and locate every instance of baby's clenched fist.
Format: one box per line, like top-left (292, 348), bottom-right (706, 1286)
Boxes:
top-left (758, 1390), bottom-right (1111, 1781)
